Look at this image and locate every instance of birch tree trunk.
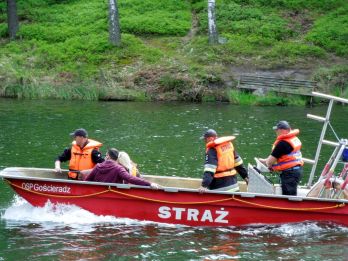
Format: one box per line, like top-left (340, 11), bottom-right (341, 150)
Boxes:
top-left (207, 0), bottom-right (218, 45)
top-left (7, 0), bottom-right (19, 40)
top-left (108, 0), bottom-right (121, 46)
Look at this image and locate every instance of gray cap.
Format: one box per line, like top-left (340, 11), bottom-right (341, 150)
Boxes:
top-left (201, 129), bottom-right (218, 139)
top-left (273, 121), bottom-right (291, 130)
top-left (70, 128), bottom-right (88, 138)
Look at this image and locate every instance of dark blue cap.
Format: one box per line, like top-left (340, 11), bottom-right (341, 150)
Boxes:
top-left (273, 121), bottom-right (291, 130)
top-left (201, 129), bottom-right (217, 139)
top-left (70, 128), bottom-right (88, 138)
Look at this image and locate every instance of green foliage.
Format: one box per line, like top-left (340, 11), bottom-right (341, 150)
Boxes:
top-left (121, 11), bottom-right (191, 36)
top-left (159, 75), bottom-right (188, 93)
top-left (228, 90), bottom-right (306, 106)
top-left (119, 0), bottom-right (191, 35)
top-left (187, 34), bottom-right (325, 67)
top-left (231, 0), bottom-right (346, 11)
top-left (192, 0), bottom-right (347, 65)
top-left (313, 65), bottom-right (348, 94)
top-left (262, 41), bottom-right (326, 65)
top-left (222, 34), bottom-right (273, 56)
top-left (0, 24), bottom-right (7, 38)
top-left (0, 0), bottom-right (347, 101)
top-left (306, 5), bottom-right (348, 56)
top-left (2, 83), bottom-right (99, 100)
top-left (0, 81), bottom-right (148, 101)
top-left (196, 1), bottom-right (293, 40)
top-left (0, 3), bottom-right (6, 22)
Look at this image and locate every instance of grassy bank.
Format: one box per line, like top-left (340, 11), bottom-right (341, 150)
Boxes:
top-left (0, 0), bottom-right (347, 104)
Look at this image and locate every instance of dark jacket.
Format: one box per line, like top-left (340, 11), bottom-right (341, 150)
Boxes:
top-left (86, 160), bottom-right (151, 186)
top-left (202, 147), bottom-right (248, 190)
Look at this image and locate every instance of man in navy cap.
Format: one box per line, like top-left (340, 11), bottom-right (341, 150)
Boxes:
top-left (198, 129), bottom-right (248, 192)
top-left (54, 128), bottom-right (104, 179)
top-left (259, 121), bottom-right (303, 195)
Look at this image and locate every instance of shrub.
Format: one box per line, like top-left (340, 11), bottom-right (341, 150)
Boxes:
top-left (120, 0), bottom-right (191, 35)
top-left (0, 23), bottom-right (7, 38)
top-left (306, 5), bottom-right (348, 56)
top-left (313, 65), bottom-right (348, 94)
top-left (196, 0), bottom-right (293, 40)
top-left (264, 41), bottom-right (326, 60)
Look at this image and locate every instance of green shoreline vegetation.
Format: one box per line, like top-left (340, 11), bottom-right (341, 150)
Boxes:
top-left (0, 0), bottom-right (347, 105)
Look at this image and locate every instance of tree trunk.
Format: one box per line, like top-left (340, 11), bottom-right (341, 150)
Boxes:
top-left (207, 0), bottom-right (218, 45)
top-left (7, 0), bottom-right (19, 40)
top-left (108, 0), bottom-right (121, 46)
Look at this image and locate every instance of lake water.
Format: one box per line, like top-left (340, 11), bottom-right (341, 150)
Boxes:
top-left (0, 98), bottom-right (347, 260)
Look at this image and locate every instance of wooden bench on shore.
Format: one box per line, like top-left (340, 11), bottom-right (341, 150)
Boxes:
top-left (237, 75), bottom-right (316, 96)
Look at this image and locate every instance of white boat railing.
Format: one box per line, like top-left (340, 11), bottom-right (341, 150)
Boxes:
top-left (306, 92), bottom-right (348, 187)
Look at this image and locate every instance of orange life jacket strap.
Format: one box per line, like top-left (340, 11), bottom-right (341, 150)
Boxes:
top-left (68, 170), bottom-right (79, 179)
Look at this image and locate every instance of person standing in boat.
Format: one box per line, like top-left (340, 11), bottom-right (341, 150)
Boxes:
top-left (259, 121), bottom-right (303, 196)
top-left (54, 128), bottom-right (104, 180)
top-left (198, 129), bottom-right (249, 192)
top-left (86, 148), bottom-right (159, 189)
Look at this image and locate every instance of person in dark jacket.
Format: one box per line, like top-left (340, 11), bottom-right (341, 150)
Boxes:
top-left (198, 129), bottom-right (248, 193)
top-left (85, 148), bottom-right (160, 189)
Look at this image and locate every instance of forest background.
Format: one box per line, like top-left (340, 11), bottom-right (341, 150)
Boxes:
top-left (0, 0), bottom-right (347, 105)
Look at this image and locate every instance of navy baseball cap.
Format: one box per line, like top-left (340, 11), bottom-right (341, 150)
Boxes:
top-left (70, 128), bottom-right (88, 138)
top-left (273, 121), bottom-right (291, 130)
top-left (201, 129), bottom-right (217, 139)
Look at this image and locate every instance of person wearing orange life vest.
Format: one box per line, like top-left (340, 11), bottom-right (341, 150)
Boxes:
top-left (198, 129), bottom-right (248, 193)
top-left (54, 128), bottom-right (104, 180)
top-left (259, 121), bottom-right (303, 196)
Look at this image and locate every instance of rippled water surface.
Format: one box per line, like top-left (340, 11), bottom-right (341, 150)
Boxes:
top-left (0, 98), bottom-right (347, 260)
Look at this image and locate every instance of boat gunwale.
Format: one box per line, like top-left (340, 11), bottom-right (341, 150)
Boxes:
top-left (1, 169), bottom-right (347, 204)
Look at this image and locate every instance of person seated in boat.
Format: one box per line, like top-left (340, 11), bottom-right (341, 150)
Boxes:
top-left (54, 128), bottom-right (104, 180)
top-left (259, 121), bottom-right (303, 196)
top-left (117, 151), bottom-right (141, 177)
top-left (85, 148), bottom-right (160, 189)
top-left (198, 129), bottom-right (249, 193)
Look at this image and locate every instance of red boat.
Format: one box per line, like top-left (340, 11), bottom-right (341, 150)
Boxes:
top-left (1, 166), bottom-right (347, 226)
top-left (1, 92), bottom-right (348, 226)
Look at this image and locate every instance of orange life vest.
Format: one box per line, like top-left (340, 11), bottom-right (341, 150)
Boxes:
top-left (271, 129), bottom-right (303, 171)
top-left (69, 139), bottom-right (103, 179)
top-left (130, 164), bottom-right (138, 177)
top-left (206, 136), bottom-right (237, 178)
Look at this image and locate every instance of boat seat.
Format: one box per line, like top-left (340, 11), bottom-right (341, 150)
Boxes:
top-left (143, 175), bottom-right (202, 189)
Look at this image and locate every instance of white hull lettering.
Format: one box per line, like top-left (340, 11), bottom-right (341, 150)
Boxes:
top-left (158, 206), bottom-right (229, 224)
top-left (187, 208), bottom-right (199, 221)
top-left (201, 209), bottom-right (213, 222)
top-left (215, 208), bottom-right (229, 224)
top-left (21, 182), bottom-right (71, 194)
top-left (158, 206), bottom-right (171, 219)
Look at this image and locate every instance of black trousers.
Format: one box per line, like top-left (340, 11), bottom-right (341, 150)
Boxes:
top-left (280, 167), bottom-right (302, 196)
